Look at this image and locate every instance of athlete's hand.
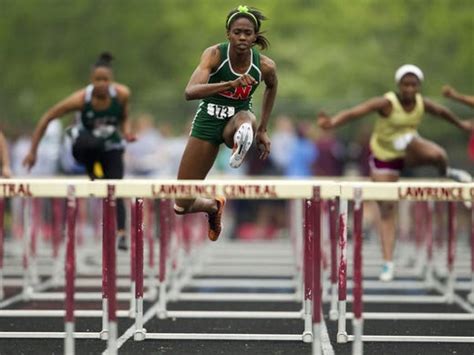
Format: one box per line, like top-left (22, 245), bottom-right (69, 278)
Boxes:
top-left (1, 165), bottom-right (11, 178)
top-left (124, 132), bottom-right (137, 143)
top-left (442, 85), bottom-right (456, 98)
top-left (460, 119), bottom-right (473, 133)
top-left (22, 151), bottom-right (37, 172)
top-left (256, 130), bottom-right (271, 160)
top-left (231, 74), bottom-right (257, 88)
top-left (317, 111), bottom-right (333, 129)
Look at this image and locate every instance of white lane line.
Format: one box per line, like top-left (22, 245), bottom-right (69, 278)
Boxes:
top-left (321, 317), bottom-right (335, 355)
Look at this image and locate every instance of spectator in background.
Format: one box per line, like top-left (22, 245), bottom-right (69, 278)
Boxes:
top-left (125, 113), bottom-right (163, 176)
top-left (12, 121), bottom-right (62, 176)
top-left (0, 130), bottom-right (12, 178)
top-left (271, 115), bottom-right (297, 175)
top-left (313, 129), bottom-right (345, 177)
top-left (285, 121), bottom-right (318, 177)
top-left (157, 121), bottom-right (188, 177)
top-left (442, 85), bottom-right (474, 163)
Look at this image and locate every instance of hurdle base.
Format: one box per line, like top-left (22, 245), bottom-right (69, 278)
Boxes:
top-left (65, 322), bottom-right (75, 355)
top-left (157, 309), bottom-right (167, 319)
top-left (468, 293), bottom-right (474, 304)
top-left (337, 331), bottom-right (348, 343)
top-left (22, 286), bottom-right (33, 301)
top-left (146, 288), bottom-right (158, 300)
top-left (99, 330), bottom-right (109, 340)
top-left (134, 328), bottom-right (147, 341)
top-left (329, 309), bottom-right (338, 320)
top-left (302, 331), bottom-right (312, 343)
top-left (445, 291), bottom-right (454, 304)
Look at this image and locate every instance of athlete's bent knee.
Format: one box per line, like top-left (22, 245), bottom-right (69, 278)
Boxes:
top-left (378, 201), bottom-right (396, 219)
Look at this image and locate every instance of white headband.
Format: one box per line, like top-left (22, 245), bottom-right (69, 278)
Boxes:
top-left (395, 64), bottom-right (424, 83)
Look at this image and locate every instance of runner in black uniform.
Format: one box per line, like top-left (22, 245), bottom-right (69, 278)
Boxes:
top-left (23, 52), bottom-right (134, 249)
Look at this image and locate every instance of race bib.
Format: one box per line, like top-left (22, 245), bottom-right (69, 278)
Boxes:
top-left (92, 124), bottom-right (116, 138)
top-left (207, 103), bottom-right (235, 119)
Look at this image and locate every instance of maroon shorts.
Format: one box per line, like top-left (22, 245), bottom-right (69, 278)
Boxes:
top-left (369, 154), bottom-right (404, 175)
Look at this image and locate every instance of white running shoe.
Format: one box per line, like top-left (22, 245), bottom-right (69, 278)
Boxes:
top-left (446, 167), bottom-right (472, 209)
top-left (229, 123), bottom-right (253, 168)
top-left (379, 262), bottom-right (394, 282)
top-left (446, 167), bottom-right (472, 183)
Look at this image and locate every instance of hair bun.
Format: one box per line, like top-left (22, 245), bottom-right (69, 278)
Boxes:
top-left (99, 51), bottom-right (113, 64)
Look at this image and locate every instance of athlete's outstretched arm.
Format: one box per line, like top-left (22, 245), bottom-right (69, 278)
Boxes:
top-left (23, 91), bottom-right (84, 170)
top-left (317, 97), bottom-right (388, 129)
top-left (442, 85), bottom-right (474, 107)
top-left (424, 99), bottom-right (472, 132)
top-left (0, 130), bottom-right (11, 178)
top-left (184, 46), bottom-right (257, 101)
top-left (256, 55), bottom-right (277, 160)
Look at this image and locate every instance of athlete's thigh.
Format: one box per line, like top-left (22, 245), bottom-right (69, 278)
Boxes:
top-left (222, 110), bottom-right (257, 148)
top-left (370, 172), bottom-right (399, 216)
top-left (404, 136), bottom-right (445, 167)
top-left (177, 136), bottom-right (219, 180)
top-left (101, 150), bottom-right (124, 179)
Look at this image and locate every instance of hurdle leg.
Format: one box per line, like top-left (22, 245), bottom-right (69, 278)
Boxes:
top-left (64, 186), bottom-right (77, 355)
top-left (328, 198), bottom-right (338, 320)
top-left (413, 202), bottom-right (428, 277)
top-left (424, 202), bottom-right (435, 288)
top-left (30, 199), bottom-right (40, 286)
top-left (321, 201), bottom-right (330, 301)
top-left (22, 199), bottom-right (32, 301)
top-left (129, 199), bottom-right (137, 318)
top-left (434, 202), bottom-right (447, 278)
top-left (0, 198), bottom-right (4, 300)
top-left (134, 198), bottom-right (146, 340)
top-left (337, 199), bottom-right (348, 343)
top-left (100, 197), bottom-right (109, 340)
top-left (157, 199), bottom-right (169, 319)
top-left (290, 200), bottom-right (304, 302)
top-left (352, 188), bottom-right (364, 355)
top-left (303, 198), bottom-right (314, 343)
top-left (106, 185), bottom-right (118, 354)
top-left (312, 187), bottom-right (322, 355)
top-left (146, 200), bottom-right (157, 299)
top-left (468, 203), bottom-right (474, 304)
top-left (446, 202), bottom-right (457, 304)
top-left (51, 198), bottom-right (64, 286)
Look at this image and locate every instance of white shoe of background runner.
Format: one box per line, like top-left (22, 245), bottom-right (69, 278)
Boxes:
top-left (446, 167), bottom-right (472, 209)
top-left (229, 123), bottom-right (253, 168)
top-left (379, 261), bottom-right (395, 282)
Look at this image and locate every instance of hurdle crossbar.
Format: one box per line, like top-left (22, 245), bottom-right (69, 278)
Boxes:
top-left (1, 178), bottom-right (473, 354)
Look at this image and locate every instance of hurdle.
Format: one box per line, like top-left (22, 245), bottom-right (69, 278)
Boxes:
top-left (0, 178), bottom-right (473, 355)
top-left (0, 179), bottom-right (334, 355)
top-left (334, 181), bottom-right (474, 354)
top-left (137, 182), bottom-right (340, 347)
